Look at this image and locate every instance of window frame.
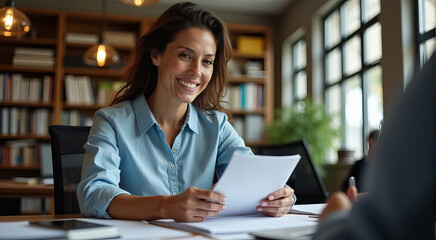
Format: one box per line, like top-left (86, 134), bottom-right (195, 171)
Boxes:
top-left (415, 0), bottom-right (436, 67)
top-left (291, 37), bottom-right (307, 105)
top-left (322, 0), bottom-right (382, 160)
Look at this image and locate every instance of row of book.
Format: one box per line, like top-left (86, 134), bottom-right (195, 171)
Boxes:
top-left (64, 75), bottom-right (124, 106)
top-left (0, 108), bottom-right (51, 136)
top-left (232, 115), bottom-right (264, 141)
top-left (0, 73), bottom-right (53, 102)
top-left (0, 139), bottom-right (40, 167)
top-left (223, 83), bottom-right (264, 110)
top-left (66, 31), bottom-right (136, 47)
top-left (12, 47), bottom-right (55, 69)
top-left (227, 59), bottom-right (265, 78)
top-left (61, 110), bottom-right (93, 127)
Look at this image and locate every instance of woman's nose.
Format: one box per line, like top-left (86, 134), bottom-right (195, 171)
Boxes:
top-left (188, 60), bottom-right (201, 77)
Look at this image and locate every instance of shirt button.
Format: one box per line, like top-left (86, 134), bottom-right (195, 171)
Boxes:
top-left (172, 192), bottom-right (177, 195)
top-left (170, 163), bottom-right (174, 168)
top-left (172, 149), bottom-right (177, 153)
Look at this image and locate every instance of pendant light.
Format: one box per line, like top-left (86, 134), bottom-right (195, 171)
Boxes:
top-left (120, 0), bottom-right (159, 7)
top-left (83, 0), bottom-right (120, 68)
top-left (0, 0), bottom-right (31, 37)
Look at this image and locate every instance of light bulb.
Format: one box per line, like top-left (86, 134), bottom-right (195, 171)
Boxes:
top-left (4, 8), bottom-right (13, 30)
top-left (96, 44), bottom-right (107, 67)
top-left (0, 4), bottom-right (31, 37)
top-left (133, 0), bottom-right (144, 6)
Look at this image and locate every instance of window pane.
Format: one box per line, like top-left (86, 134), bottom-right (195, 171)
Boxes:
top-left (326, 48), bottom-right (342, 84)
top-left (420, 38), bottom-right (436, 65)
top-left (364, 22), bottom-right (382, 64)
top-left (363, 0), bottom-right (380, 22)
top-left (295, 71), bottom-right (307, 100)
top-left (325, 10), bottom-right (341, 49)
top-left (326, 85), bottom-right (341, 163)
top-left (423, 0), bottom-right (436, 33)
top-left (344, 36), bottom-right (362, 75)
top-left (365, 66), bottom-right (383, 131)
top-left (342, 0), bottom-right (361, 37)
top-left (344, 76), bottom-right (363, 159)
top-left (293, 40), bottom-right (307, 70)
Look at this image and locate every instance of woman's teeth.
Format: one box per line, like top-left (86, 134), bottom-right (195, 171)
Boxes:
top-left (179, 80), bottom-right (196, 89)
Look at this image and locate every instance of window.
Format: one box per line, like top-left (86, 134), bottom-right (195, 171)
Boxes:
top-left (323, 0), bottom-right (383, 162)
top-left (416, 0), bottom-right (436, 67)
top-left (291, 38), bottom-right (307, 105)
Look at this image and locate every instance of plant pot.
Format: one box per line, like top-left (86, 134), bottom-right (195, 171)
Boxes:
top-left (337, 149), bottom-right (355, 165)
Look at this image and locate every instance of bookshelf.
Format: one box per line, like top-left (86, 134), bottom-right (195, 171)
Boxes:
top-left (0, 9), bottom-right (274, 174)
top-left (225, 23), bottom-right (273, 146)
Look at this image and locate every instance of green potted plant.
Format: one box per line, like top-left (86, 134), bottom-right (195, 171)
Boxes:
top-left (266, 99), bottom-right (339, 172)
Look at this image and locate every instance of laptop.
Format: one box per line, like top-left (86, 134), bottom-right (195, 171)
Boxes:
top-left (254, 140), bottom-right (328, 204)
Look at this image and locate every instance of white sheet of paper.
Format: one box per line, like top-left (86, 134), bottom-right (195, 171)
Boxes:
top-left (213, 153), bottom-right (300, 216)
top-left (153, 214), bottom-right (317, 234)
top-left (0, 218), bottom-right (191, 240)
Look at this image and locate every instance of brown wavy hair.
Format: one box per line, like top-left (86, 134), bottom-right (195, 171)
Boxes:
top-left (111, 2), bottom-right (232, 113)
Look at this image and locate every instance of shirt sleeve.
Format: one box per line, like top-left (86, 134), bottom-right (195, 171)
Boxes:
top-left (215, 113), bottom-right (253, 177)
top-left (76, 109), bottom-right (130, 219)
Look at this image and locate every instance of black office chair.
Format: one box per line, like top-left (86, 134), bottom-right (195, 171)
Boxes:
top-left (253, 140), bottom-right (328, 204)
top-left (49, 125), bottom-right (90, 214)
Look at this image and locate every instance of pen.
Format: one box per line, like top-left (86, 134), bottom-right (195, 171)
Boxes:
top-left (347, 176), bottom-right (358, 203)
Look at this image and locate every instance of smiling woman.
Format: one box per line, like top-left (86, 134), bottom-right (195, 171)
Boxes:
top-left (76, 1), bottom-right (297, 222)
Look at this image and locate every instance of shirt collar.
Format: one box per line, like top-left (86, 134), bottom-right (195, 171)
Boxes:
top-left (185, 103), bottom-right (199, 134)
top-left (133, 95), bottom-right (156, 135)
top-left (133, 95), bottom-right (199, 135)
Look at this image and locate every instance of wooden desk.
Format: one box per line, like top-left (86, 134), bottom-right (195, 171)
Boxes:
top-left (0, 214), bottom-right (81, 222)
top-left (0, 180), bottom-right (53, 198)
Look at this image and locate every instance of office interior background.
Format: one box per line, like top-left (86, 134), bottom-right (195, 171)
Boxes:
top-left (0, 0), bottom-right (434, 214)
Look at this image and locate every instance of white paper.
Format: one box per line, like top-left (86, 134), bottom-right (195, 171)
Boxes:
top-left (0, 218), bottom-right (191, 240)
top-left (153, 214), bottom-right (317, 234)
top-left (213, 153), bottom-right (300, 216)
top-left (82, 218), bottom-right (191, 239)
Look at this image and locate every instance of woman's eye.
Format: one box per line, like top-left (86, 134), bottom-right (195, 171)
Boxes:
top-left (203, 59), bottom-right (214, 65)
top-left (179, 53), bottom-right (190, 59)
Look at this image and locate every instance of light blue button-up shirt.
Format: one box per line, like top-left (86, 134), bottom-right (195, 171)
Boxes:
top-left (77, 94), bottom-right (253, 218)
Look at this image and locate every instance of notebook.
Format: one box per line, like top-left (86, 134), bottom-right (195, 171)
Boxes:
top-left (30, 219), bottom-right (119, 240)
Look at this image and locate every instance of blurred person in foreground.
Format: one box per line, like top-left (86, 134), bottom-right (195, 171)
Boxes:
top-left (314, 53), bottom-right (435, 240)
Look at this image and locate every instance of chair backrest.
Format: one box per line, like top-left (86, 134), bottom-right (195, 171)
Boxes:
top-left (253, 140), bottom-right (328, 204)
top-left (49, 125), bottom-right (90, 214)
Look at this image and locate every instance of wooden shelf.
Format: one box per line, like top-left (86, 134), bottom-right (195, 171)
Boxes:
top-left (232, 51), bottom-right (265, 59)
top-left (65, 42), bottom-right (134, 51)
top-left (0, 165), bottom-right (40, 170)
top-left (63, 66), bottom-right (125, 77)
top-left (0, 37), bottom-right (57, 45)
top-left (62, 103), bottom-right (106, 110)
top-left (228, 76), bottom-right (265, 84)
top-left (0, 135), bottom-right (50, 141)
top-left (0, 64), bottom-right (55, 73)
top-left (229, 109), bottom-right (265, 115)
top-left (0, 101), bottom-right (53, 108)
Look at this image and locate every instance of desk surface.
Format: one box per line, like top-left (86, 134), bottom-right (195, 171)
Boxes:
top-left (0, 180), bottom-right (53, 198)
top-left (0, 214), bottom-right (81, 222)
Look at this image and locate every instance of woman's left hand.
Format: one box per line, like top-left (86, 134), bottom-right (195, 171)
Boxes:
top-left (257, 185), bottom-right (295, 217)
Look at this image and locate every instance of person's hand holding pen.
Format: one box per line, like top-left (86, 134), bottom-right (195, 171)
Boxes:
top-left (319, 176), bottom-right (358, 222)
top-left (347, 176), bottom-right (358, 202)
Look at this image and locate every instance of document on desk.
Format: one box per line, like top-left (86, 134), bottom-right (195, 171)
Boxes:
top-left (213, 152), bottom-right (300, 216)
top-left (152, 214), bottom-right (317, 235)
top-left (0, 218), bottom-right (191, 240)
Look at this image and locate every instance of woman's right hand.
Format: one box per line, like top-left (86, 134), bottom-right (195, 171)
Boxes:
top-left (163, 186), bottom-right (226, 222)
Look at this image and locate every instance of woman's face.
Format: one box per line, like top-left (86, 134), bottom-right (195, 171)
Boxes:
top-left (152, 27), bottom-right (216, 104)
